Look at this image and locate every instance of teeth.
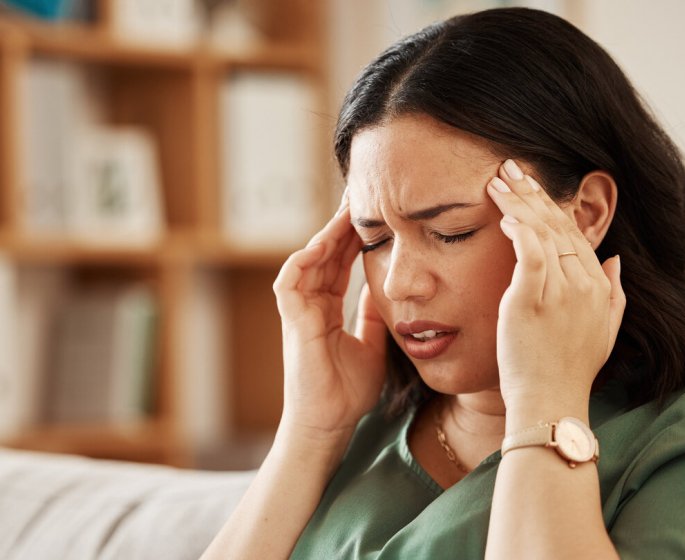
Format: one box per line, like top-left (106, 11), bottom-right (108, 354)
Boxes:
top-left (411, 329), bottom-right (439, 341)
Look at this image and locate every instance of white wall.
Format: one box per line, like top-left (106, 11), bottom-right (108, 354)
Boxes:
top-left (574, 0), bottom-right (685, 151)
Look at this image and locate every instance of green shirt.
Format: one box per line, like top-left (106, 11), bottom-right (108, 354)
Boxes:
top-left (291, 381), bottom-right (685, 559)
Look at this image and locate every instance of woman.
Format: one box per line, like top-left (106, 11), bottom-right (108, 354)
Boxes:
top-left (202, 7), bottom-right (685, 559)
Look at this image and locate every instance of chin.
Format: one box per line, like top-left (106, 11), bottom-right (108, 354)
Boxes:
top-left (412, 358), bottom-right (498, 396)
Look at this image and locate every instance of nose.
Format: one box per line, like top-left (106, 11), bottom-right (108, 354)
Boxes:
top-left (383, 240), bottom-right (437, 302)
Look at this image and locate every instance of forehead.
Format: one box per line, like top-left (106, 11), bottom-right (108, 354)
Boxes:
top-left (347, 114), bottom-right (500, 213)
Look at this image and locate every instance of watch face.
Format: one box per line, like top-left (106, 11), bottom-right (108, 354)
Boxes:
top-left (555, 417), bottom-right (595, 462)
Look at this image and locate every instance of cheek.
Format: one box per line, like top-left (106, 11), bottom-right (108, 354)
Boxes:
top-left (362, 253), bottom-right (393, 317)
top-left (441, 237), bottom-right (516, 306)
top-left (471, 238), bottom-right (517, 304)
top-left (360, 230), bottom-right (517, 317)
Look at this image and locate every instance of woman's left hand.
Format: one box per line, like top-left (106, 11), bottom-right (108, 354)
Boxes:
top-left (486, 159), bottom-right (626, 424)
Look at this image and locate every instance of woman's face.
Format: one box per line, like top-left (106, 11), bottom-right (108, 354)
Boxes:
top-left (347, 114), bottom-right (519, 395)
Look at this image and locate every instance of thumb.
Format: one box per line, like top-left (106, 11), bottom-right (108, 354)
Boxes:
top-left (601, 254), bottom-right (626, 359)
top-left (354, 284), bottom-right (387, 357)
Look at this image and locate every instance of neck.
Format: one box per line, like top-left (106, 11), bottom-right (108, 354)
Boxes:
top-left (441, 389), bottom-right (507, 438)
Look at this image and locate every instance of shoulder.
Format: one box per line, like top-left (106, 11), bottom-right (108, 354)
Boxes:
top-left (608, 438), bottom-right (685, 559)
top-left (596, 385), bottom-right (685, 482)
top-left (596, 387), bottom-right (685, 558)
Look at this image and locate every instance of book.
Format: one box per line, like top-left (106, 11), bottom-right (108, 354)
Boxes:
top-left (11, 266), bottom-right (71, 434)
top-left (2, 0), bottom-right (68, 20)
top-left (0, 255), bottom-right (19, 438)
top-left (19, 59), bottom-right (162, 243)
top-left (177, 269), bottom-right (229, 448)
top-left (19, 59), bottom-right (104, 234)
top-left (0, 0), bottom-right (95, 21)
top-left (108, 286), bottom-right (158, 423)
top-left (219, 72), bottom-right (321, 250)
top-left (44, 284), bottom-right (158, 425)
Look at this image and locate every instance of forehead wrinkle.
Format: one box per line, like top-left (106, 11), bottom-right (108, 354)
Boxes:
top-left (347, 115), bottom-right (502, 231)
top-left (348, 137), bottom-right (408, 226)
top-left (352, 201), bottom-right (483, 229)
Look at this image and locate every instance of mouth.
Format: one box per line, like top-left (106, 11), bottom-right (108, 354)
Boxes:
top-left (406, 329), bottom-right (450, 341)
top-left (395, 320), bottom-right (459, 360)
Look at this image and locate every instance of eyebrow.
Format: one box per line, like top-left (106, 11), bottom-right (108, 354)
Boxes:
top-left (353, 202), bottom-right (482, 228)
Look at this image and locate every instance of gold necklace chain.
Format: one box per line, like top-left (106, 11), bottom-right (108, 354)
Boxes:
top-left (433, 403), bottom-right (471, 474)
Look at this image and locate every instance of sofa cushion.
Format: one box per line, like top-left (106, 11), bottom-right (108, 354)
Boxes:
top-left (0, 448), bottom-right (255, 560)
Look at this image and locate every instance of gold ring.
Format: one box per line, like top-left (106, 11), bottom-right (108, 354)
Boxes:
top-left (558, 251), bottom-right (578, 258)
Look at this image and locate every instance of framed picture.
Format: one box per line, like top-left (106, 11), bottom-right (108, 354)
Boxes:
top-left (65, 126), bottom-right (164, 245)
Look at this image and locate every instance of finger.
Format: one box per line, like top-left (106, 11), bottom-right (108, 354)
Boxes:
top-left (354, 284), bottom-right (387, 356)
top-left (330, 230), bottom-right (363, 296)
top-left (335, 186), bottom-right (349, 216)
top-left (297, 207), bottom-right (353, 291)
top-left (499, 160), bottom-right (578, 283)
top-left (318, 226), bottom-right (360, 294)
top-left (273, 242), bottom-right (326, 316)
top-left (601, 255), bottom-right (626, 360)
top-left (341, 229), bottom-right (363, 269)
top-left (526, 174), bottom-right (605, 281)
top-left (519, 173), bottom-right (590, 287)
top-left (500, 164), bottom-right (570, 244)
top-left (299, 216), bottom-right (357, 293)
top-left (498, 215), bottom-right (547, 307)
top-left (493, 161), bottom-right (600, 291)
top-left (501, 161), bottom-right (560, 229)
top-left (488, 177), bottom-right (565, 299)
top-left (306, 206), bottom-right (353, 252)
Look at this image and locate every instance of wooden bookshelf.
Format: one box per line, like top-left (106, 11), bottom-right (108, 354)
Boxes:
top-left (0, 0), bottom-right (331, 467)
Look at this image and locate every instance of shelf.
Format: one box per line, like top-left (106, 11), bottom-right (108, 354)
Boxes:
top-left (193, 237), bottom-right (291, 268)
top-left (0, 239), bottom-right (287, 268)
top-left (31, 29), bottom-right (199, 69)
top-left (1, 420), bottom-right (188, 465)
top-left (0, 234), bottom-right (168, 266)
top-left (0, 231), bottom-right (297, 268)
top-left (0, 14), bottom-right (318, 71)
top-left (0, 15), bottom-right (195, 68)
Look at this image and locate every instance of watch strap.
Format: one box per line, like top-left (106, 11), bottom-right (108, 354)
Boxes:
top-left (501, 418), bottom-right (600, 468)
top-left (501, 422), bottom-right (554, 455)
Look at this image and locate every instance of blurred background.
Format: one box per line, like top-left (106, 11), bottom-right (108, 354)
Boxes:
top-left (0, 0), bottom-right (682, 471)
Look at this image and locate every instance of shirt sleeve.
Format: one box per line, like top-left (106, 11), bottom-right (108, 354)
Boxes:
top-left (609, 456), bottom-right (685, 559)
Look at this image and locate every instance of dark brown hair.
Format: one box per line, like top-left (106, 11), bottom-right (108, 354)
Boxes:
top-left (334, 7), bottom-right (685, 415)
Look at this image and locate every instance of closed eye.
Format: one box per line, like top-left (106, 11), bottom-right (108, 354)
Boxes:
top-left (361, 230), bottom-right (477, 253)
top-left (431, 230), bottom-right (477, 244)
top-left (361, 238), bottom-right (390, 253)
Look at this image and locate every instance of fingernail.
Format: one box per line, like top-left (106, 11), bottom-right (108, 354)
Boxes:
top-left (616, 254), bottom-right (621, 273)
top-left (526, 175), bottom-right (541, 192)
top-left (490, 177), bottom-right (511, 193)
top-left (503, 159), bottom-right (524, 181)
top-left (501, 214), bottom-right (519, 224)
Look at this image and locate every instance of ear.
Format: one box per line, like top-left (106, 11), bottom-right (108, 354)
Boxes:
top-left (564, 171), bottom-right (617, 250)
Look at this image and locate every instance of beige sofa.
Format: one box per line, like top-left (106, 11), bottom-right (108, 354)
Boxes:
top-left (0, 447), bottom-right (255, 559)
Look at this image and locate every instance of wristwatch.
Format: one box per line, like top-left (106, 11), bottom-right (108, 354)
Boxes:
top-left (501, 417), bottom-right (599, 468)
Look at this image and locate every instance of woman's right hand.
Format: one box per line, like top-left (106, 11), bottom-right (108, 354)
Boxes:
top-left (273, 197), bottom-right (387, 443)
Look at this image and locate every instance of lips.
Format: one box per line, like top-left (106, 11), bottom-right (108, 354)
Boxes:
top-left (395, 320), bottom-right (459, 360)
